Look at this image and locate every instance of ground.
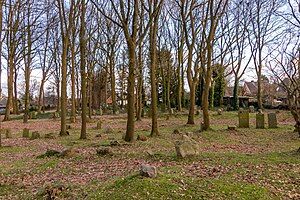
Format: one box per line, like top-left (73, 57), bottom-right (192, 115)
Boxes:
top-left (0, 110), bottom-right (299, 199)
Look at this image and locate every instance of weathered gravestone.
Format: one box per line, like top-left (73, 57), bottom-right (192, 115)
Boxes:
top-left (31, 131), bottom-right (40, 140)
top-left (30, 112), bottom-right (37, 119)
top-left (175, 135), bottom-right (200, 158)
top-left (70, 116), bottom-right (76, 123)
top-left (5, 129), bottom-right (12, 138)
top-left (140, 164), bottom-right (157, 178)
top-left (249, 106), bottom-right (255, 113)
top-left (256, 113), bottom-right (265, 129)
top-left (268, 113), bottom-right (278, 128)
top-left (217, 109), bottom-right (222, 115)
top-left (238, 110), bottom-right (249, 128)
top-left (23, 128), bottom-right (30, 138)
top-left (96, 120), bottom-right (102, 129)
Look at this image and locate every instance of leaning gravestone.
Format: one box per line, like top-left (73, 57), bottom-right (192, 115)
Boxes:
top-left (238, 110), bottom-right (249, 128)
top-left (268, 113), bottom-right (278, 128)
top-left (256, 113), bottom-right (265, 129)
top-left (23, 128), bottom-right (30, 138)
top-left (175, 135), bottom-right (200, 158)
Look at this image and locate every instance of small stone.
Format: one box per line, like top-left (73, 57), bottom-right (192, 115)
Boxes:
top-left (30, 131), bottom-right (40, 140)
top-left (60, 147), bottom-right (76, 158)
top-left (103, 125), bottom-right (114, 134)
top-left (137, 135), bottom-right (147, 141)
top-left (110, 140), bottom-right (121, 146)
top-left (23, 128), bottom-right (30, 138)
top-left (140, 164), bottom-right (157, 178)
top-left (185, 132), bottom-right (193, 138)
top-left (228, 125), bottom-right (236, 131)
top-left (146, 150), bottom-right (155, 156)
top-left (44, 133), bottom-right (56, 139)
top-left (96, 147), bottom-right (113, 155)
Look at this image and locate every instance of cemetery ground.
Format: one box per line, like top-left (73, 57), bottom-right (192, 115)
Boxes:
top-left (0, 110), bottom-right (299, 199)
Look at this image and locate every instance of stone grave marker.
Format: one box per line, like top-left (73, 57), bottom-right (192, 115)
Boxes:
top-left (256, 113), bottom-right (265, 129)
top-left (238, 110), bottom-right (249, 128)
top-left (268, 113), bottom-right (278, 128)
top-left (23, 128), bottom-right (30, 138)
top-left (249, 106), bottom-right (255, 113)
top-left (5, 129), bottom-right (12, 138)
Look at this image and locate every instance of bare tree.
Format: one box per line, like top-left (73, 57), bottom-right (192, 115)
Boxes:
top-left (247, 0), bottom-right (283, 109)
top-left (57, 0), bottom-right (78, 136)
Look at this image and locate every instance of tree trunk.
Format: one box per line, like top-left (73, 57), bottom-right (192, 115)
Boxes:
top-left (187, 84), bottom-right (196, 124)
top-left (109, 55), bottom-right (117, 114)
top-left (13, 69), bottom-right (18, 114)
top-left (124, 44), bottom-right (136, 142)
top-left (233, 77), bottom-right (239, 110)
top-left (70, 32), bottom-right (76, 119)
top-left (167, 58), bottom-right (171, 114)
top-left (149, 2), bottom-right (160, 137)
top-left (136, 44), bottom-right (143, 121)
top-left (80, 0), bottom-right (87, 139)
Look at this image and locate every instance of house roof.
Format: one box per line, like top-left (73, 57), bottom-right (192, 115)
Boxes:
top-left (244, 81), bottom-right (258, 95)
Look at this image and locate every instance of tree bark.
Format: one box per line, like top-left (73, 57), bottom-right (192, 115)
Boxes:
top-left (80, 0), bottom-right (87, 139)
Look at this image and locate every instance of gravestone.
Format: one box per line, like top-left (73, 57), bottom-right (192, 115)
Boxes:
top-left (96, 120), bottom-right (102, 129)
top-left (175, 135), bottom-right (199, 158)
top-left (23, 128), bottom-right (30, 138)
top-left (99, 108), bottom-right (103, 116)
top-left (30, 112), bottom-right (37, 119)
top-left (217, 109), bottom-right (222, 115)
top-left (256, 113), bottom-right (265, 129)
top-left (140, 164), bottom-right (157, 178)
top-left (238, 110), bottom-right (249, 128)
top-left (268, 113), bottom-right (278, 128)
top-left (23, 114), bottom-right (28, 123)
top-left (70, 116), bottom-right (76, 123)
top-left (31, 131), bottom-right (40, 139)
top-left (5, 129), bottom-right (12, 138)
top-left (170, 108), bottom-right (174, 115)
top-left (249, 106), bottom-right (255, 113)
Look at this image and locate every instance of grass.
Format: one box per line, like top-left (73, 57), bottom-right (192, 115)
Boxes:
top-left (0, 110), bottom-right (299, 199)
